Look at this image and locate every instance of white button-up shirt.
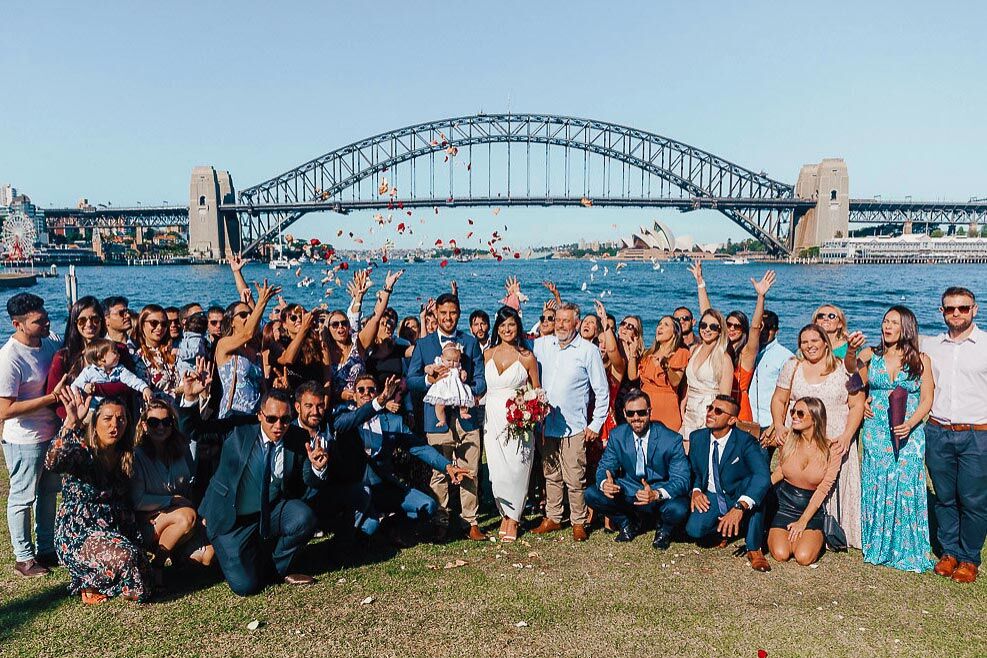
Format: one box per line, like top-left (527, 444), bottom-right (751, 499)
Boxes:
top-left (921, 325), bottom-right (987, 424)
top-left (692, 429), bottom-right (756, 508)
top-left (533, 334), bottom-right (609, 437)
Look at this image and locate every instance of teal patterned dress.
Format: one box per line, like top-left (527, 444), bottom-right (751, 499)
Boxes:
top-left (860, 354), bottom-right (934, 572)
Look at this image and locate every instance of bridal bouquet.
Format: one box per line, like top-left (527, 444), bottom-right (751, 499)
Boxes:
top-left (504, 385), bottom-right (550, 443)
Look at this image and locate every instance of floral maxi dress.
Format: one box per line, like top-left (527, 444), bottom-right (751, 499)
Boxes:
top-left (45, 430), bottom-right (152, 601)
top-left (859, 355), bottom-right (934, 572)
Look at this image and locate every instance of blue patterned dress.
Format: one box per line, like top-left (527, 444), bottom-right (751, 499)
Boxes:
top-left (217, 354), bottom-right (263, 418)
top-left (860, 354), bottom-right (934, 572)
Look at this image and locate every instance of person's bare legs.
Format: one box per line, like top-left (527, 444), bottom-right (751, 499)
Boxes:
top-left (150, 506), bottom-right (197, 565)
top-left (435, 404), bottom-right (448, 427)
top-left (767, 528), bottom-right (793, 562)
top-left (459, 405), bottom-right (471, 420)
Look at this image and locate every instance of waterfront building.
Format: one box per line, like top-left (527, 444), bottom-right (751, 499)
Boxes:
top-left (820, 233), bottom-right (987, 264)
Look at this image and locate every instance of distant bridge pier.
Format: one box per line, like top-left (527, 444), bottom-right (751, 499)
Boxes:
top-left (188, 166), bottom-right (240, 260)
top-left (792, 158), bottom-right (849, 252)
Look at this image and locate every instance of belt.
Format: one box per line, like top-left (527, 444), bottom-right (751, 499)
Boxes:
top-left (928, 418), bottom-right (987, 432)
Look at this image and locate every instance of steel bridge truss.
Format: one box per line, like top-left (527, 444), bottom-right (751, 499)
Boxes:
top-left (235, 113), bottom-right (798, 255)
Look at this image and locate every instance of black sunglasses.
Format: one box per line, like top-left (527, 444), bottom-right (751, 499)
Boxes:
top-left (706, 404), bottom-right (734, 417)
top-left (943, 305), bottom-right (973, 315)
top-left (329, 320), bottom-right (349, 329)
top-left (356, 386), bottom-right (377, 394)
top-left (262, 414), bottom-right (293, 425)
top-left (816, 312), bottom-right (838, 320)
top-left (145, 417), bottom-right (173, 430)
top-left (726, 321), bottom-right (744, 330)
top-left (698, 321), bottom-right (720, 332)
top-left (233, 310), bottom-right (250, 320)
top-left (674, 315), bottom-right (692, 323)
top-left (145, 319), bottom-right (164, 329)
top-left (624, 409), bottom-right (650, 418)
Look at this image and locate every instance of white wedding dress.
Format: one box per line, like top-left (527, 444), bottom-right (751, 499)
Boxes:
top-left (483, 359), bottom-right (534, 521)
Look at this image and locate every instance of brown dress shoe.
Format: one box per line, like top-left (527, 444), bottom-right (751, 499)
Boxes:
top-left (531, 518), bottom-right (562, 534)
top-left (572, 524), bottom-right (588, 542)
top-left (951, 562), bottom-right (978, 584)
top-left (14, 560), bottom-right (49, 578)
top-left (467, 525), bottom-right (488, 541)
top-left (283, 573), bottom-right (316, 586)
top-left (934, 555), bottom-right (959, 578)
top-left (747, 550), bottom-right (771, 572)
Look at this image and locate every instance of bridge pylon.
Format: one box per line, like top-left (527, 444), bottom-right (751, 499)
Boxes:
top-left (792, 158), bottom-right (849, 253)
top-left (189, 166), bottom-right (240, 260)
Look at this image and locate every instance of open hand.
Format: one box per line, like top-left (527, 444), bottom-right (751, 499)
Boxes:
top-left (58, 387), bottom-right (93, 429)
top-left (691, 490), bottom-right (710, 513)
top-left (253, 280), bottom-right (281, 307)
top-left (786, 518), bottom-right (807, 544)
top-left (687, 260), bottom-right (704, 285)
top-left (751, 270), bottom-right (776, 297)
top-left (227, 253), bottom-right (251, 272)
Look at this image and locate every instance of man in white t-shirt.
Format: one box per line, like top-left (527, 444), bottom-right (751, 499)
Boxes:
top-left (0, 293), bottom-right (65, 577)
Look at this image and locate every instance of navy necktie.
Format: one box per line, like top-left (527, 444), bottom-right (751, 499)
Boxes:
top-left (711, 441), bottom-right (728, 515)
top-left (259, 441), bottom-right (275, 539)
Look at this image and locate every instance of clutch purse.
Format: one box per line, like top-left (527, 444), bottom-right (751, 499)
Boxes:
top-left (888, 385), bottom-right (909, 460)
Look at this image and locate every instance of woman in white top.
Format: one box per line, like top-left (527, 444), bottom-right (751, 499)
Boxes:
top-left (679, 308), bottom-right (733, 453)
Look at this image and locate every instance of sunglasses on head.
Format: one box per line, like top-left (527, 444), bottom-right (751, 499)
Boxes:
top-left (145, 319), bottom-right (165, 329)
top-left (706, 404), bottom-right (734, 417)
top-left (699, 321), bottom-right (720, 332)
top-left (145, 416), bottom-right (173, 430)
top-left (943, 305), bottom-right (973, 315)
top-left (816, 312), bottom-right (838, 320)
top-left (262, 414), bottom-right (293, 426)
top-left (77, 315), bottom-right (101, 326)
top-left (624, 408), bottom-right (650, 418)
top-left (790, 408), bottom-right (807, 420)
top-left (356, 385), bottom-right (377, 394)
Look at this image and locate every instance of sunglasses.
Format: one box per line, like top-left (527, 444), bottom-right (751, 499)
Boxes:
top-left (168, 318), bottom-right (182, 326)
top-left (674, 316), bottom-right (692, 323)
top-left (233, 311), bottom-right (251, 320)
top-left (356, 386), bottom-right (377, 394)
top-left (815, 312), bottom-right (838, 320)
top-left (624, 409), bottom-right (650, 418)
top-left (208, 319), bottom-right (222, 326)
top-left (262, 414), bottom-right (293, 425)
top-left (698, 321), bottom-right (720, 332)
top-left (540, 315), bottom-right (555, 322)
top-left (706, 404), bottom-right (733, 417)
top-left (145, 319), bottom-right (165, 329)
top-left (76, 315), bottom-right (101, 326)
top-left (726, 321), bottom-right (744, 330)
top-left (145, 416), bottom-right (173, 430)
top-left (287, 313), bottom-right (301, 322)
top-left (329, 320), bottom-right (349, 329)
top-left (382, 319), bottom-right (397, 328)
top-left (943, 305), bottom-right (973, 315)
top-left (619, 321), bottom-right (638, 333)
top-left (790, 408), bottom-right (807, 420)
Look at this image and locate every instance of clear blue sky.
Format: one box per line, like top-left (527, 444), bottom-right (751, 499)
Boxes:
top-left (2, 1), bottom-right (985, 249)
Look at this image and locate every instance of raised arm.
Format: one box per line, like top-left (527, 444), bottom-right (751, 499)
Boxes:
top-left (216, 280), bottom-right (281, 364)
top-left (542, 280), bottom-right (563, 307)
top-left (276, 311), bottom-right (315, 367)
top-left (358, 270), bottom-right (403, 351)
top-left (740, 270), bottom-right (775, 370)
top-left (688, 260), bottom-right (711, 314)
top-left (595, 300), bottom-right (626, 374)
top-left (227, 253), bottom-right (253, 305)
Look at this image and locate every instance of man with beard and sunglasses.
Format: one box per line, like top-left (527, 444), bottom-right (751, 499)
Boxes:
top-left (177, 370), bottom-right (330, 596)
top-left (917, 286), bottom-right (987, 584)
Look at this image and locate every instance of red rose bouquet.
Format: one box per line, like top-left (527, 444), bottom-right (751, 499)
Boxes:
top-left (504, 385), bottom-right (550, 443)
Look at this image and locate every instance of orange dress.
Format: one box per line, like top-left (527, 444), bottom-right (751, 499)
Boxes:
top-left (733, 365), bottom-right (754, 422)
top-left (639, 348), bottom-right (691, 431)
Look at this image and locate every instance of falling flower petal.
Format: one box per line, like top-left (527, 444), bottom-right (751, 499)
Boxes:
top-left (247, 620), bottom-right (263, 631)
top-left (440, 259), bottom-right (449, 268)
top-left (360, 596), bottom-right (375, 605)
top-left (580, 197), bottom-right (593, 207)
top-left (492, 208), bottom-right (501, 216)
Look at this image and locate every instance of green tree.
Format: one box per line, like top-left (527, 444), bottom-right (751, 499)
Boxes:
top-left (930, 229), bottom-right (944, 238)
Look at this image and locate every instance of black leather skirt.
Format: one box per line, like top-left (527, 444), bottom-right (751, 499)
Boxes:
top-left (770, 480), bottom-right (824, 531)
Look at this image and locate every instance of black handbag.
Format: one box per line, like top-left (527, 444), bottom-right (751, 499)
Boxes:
top-left (823, 479), bottom-right (848, 552)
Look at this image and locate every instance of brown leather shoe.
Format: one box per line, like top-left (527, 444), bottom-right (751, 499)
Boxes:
top-left (467, 525), bottom-right (488, 541)
top-left (14, 559), bottom-right (49, 578)
top-left (283, 573), bottom-right (315, 586)
top-left (531, 518), bottom-right (562, 534)
top-left (934, 555), bottom-right (959, 578)
top-left (747, 550), bottom-right (771, 572)
top-left (951, 562), bottom-right (978, 584)
top-left (572, 524), bottom-right (588, 542)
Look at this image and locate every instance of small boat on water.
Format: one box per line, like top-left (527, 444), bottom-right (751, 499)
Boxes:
top-left (721, 257), bottom-right (750, 265)
top-left (269, 257), bottom-right (290, 269)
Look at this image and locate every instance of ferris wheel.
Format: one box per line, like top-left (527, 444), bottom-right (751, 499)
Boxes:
top-left (1, 209), bottom-right (38, 260)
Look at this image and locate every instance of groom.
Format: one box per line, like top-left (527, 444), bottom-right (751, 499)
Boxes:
top-left (407, 292), bottom-right (487, 541)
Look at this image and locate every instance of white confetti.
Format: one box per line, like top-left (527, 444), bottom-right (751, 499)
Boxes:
top-left (247, 620), bottom-right (262, 631)
top-left (360, 596), bottom-right (375, 605)
top-left (515, 621), bottom-right (529, 628)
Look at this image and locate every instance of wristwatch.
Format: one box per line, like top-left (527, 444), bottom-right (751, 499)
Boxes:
top-left (734, 501), bottom-right (749, 512)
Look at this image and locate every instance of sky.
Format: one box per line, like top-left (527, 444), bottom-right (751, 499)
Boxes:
top-left (2, 1), bottom-right (986, 250)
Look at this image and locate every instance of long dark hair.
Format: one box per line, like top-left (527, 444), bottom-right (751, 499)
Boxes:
top-left (61, 296), bottom-right (106, 377)
top-left (727, 310), bottom-right (750, 362)
top-left (490, 305), bottom-right (528, 350)
top-left (873, 305), bottom-right (923, 380)
top-left (135, 399), bottom-right (187, 465)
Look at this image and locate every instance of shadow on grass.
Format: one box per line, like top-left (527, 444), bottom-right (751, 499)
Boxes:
top-left (0, 582), bottom-right (68, 642)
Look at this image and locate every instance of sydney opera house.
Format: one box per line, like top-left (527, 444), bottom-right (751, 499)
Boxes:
top-left (614, 220), bottom-right (713, 259)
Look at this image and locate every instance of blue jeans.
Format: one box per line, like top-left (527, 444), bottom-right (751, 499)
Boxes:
top-left (925, 424), bottom-right (987, 565)
top-left (2, 440), bottom-right (60, 562)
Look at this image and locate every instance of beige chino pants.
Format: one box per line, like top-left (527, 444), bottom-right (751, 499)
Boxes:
top-left (426, 418), bottom-right (481, 526)
top-left (539, 432), bottom-right (588, 525)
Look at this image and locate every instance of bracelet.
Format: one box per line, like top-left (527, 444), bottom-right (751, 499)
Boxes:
top-left (383, 287), bottom-right (393, 294)
top-left (697, 283), bottom-right (706, 289)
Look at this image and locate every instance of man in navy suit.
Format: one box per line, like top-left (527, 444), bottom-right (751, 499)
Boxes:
top-left (583, 389), bottom-right (690, 549)
top-left (333, 373), bottom-right (473, 542)
top-left (178, 378), bottom-right (330, 596)
top-left (685, 394), bottom-right (772, 572)
top-left (407, 292), bottom-right (487, 541)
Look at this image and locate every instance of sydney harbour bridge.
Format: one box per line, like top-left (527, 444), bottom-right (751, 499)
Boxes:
top-left (43, 113), bottom-right (987, 257)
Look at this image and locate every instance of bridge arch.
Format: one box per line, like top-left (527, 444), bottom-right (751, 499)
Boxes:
top-left (236, 113), bottom-right (796, 255)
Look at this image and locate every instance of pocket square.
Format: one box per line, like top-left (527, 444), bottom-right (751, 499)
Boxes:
top-left (730, 457), bottom-right (740, 464)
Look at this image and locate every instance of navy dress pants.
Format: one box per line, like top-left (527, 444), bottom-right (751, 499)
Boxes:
top-left (926, 425), bottom-right (987, 565)
top-left (584, 486), bottom-right (688, 532)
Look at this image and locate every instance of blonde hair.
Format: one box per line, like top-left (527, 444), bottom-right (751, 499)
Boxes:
top-left (698, 308), bottom-right (731, 380)
top-left (812, 304), bottom-right (847, 342)
top-left (795, 323), bottom-right (838, 375)
top-left (779, 396), bottom-right (830, 468)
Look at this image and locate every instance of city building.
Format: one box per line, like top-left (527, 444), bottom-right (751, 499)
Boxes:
top-left (1, 187), bottom-right (49, 246)
top-left (0, 184), bottom-right (17, 207)
top-left (820, 233), bottom-right (987, 264)
top-left (619, 220), bottom-right (677, 251)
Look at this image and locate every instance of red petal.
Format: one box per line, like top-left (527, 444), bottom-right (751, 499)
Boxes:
top-left (439, 259), bottom-right (449, 268)
top-left (339, 262), bottom-right (349, 270)
top-left (514, 252), bottom-right (520, 259)
top-left (397, 201), bottom-right (404, 209)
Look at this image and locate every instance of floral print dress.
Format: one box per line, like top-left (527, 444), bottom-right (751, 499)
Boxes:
top-left (45, 430), bottom-right (152, 601)
top-left (860, 354), bottom-right (934, 572)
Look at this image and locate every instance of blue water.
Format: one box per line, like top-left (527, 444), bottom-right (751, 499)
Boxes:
top-left (2, 261), bottom-right (984, 346)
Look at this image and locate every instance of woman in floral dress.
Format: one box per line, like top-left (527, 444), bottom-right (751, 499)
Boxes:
top-left (45, 388), bottom-right (152, 604)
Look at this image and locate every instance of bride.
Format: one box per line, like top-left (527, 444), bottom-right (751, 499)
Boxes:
top-left (483, 305), bottom-right (540, 542)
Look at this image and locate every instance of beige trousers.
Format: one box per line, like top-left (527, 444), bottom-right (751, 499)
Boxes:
top-left (539, 432), bottom-right (588, 525)
top-left (427, 418), bottom-right (481, 526)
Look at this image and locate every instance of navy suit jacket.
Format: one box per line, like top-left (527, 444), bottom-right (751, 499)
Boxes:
top-left (177, 405), bottom-right (326, 537)
top-left (331, 402), bottom-right (451, 489)
top-left (407, 329), bottom-right (487, 433)
top-left (687, 427), bottom-right (771, 508)
top-left (594, 422), bottom-right (690, 500)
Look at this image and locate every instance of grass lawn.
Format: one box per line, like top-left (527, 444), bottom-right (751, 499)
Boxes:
top-left (1, 478), bottom-right (984, 658)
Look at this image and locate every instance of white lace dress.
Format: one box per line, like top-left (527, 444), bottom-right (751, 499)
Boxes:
top-left (483, 359), bottom-right (534, 521)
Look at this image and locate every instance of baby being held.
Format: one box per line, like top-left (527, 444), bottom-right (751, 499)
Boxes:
top-left (72, 338), bottom-right (153, 406)
top-left (423, 343), bottom-right (476, 427)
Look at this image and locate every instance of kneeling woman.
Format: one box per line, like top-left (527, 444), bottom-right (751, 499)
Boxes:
top-left (767, 397), bottom-right (842, 566)
top-left (45, 390), bottom-right (153, 604)
top-left (132, 399), bottom-right (214, 568)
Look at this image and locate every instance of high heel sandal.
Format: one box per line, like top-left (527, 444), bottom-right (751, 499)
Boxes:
top-left (81, 589), bottom-right (108, 605)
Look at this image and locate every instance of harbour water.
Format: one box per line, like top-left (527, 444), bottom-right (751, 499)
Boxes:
top-left (2, 261), bottom-right (984, 346)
